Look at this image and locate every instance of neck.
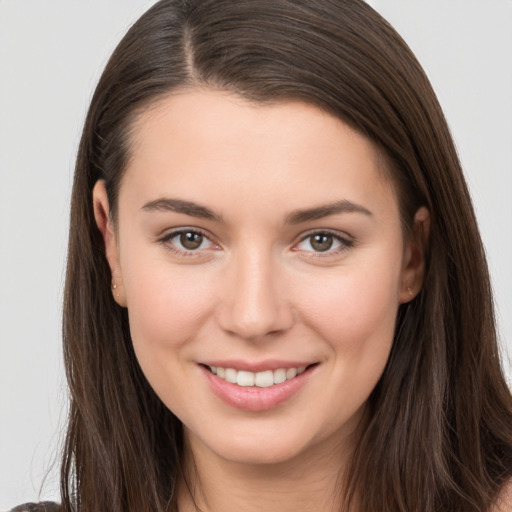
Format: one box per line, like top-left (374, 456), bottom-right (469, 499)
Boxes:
top-left (177, 428), bottom-right (355, 512)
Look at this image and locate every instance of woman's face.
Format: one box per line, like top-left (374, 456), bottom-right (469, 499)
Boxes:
top-left (94, 90), bottom-right (424, 466)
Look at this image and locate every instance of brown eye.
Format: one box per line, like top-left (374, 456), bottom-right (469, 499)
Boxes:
top-left (161, 229), bottom-right (217, 256)
top-left (180, 231), bottom-right (203, 250)
top-left (310, 234), bottom-right (333, 252)
top-left (295, 231), bottom-right (351, 255)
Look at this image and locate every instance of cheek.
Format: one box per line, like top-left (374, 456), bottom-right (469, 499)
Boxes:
top-left (121, 259), bottom-right (222, 416)
top-left (120, 249), bottom-right (217, 366)
top-left (296, 257), bottom-right (401, 369)
top-left (293, 263), bottom-right (401, 429)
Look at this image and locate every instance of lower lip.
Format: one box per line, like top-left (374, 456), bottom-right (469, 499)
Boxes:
top-left (200, 365), bottom-right (315, 412)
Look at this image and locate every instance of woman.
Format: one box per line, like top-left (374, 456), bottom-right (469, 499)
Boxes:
top-left (12, 0), bottom-right (512, 511)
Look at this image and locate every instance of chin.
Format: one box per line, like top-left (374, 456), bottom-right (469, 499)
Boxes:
top-left (215, 442), bottom-right (310, 466)
top-left (186, 420), bottom-right (338, 468)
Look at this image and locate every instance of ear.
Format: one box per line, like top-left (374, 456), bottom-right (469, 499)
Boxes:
top-left (399, 206), bottom-right (430, 303)
top-left (92, 180), bottom-right (127, 307)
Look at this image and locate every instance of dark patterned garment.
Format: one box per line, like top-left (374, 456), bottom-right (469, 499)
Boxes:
top-left (9, 503), bottom-right (61, 512)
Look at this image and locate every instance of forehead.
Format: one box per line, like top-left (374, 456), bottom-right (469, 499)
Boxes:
top-left (121, 89), bottom-right (397, 221)
top-left (129, 89), bottom-right (379, 163)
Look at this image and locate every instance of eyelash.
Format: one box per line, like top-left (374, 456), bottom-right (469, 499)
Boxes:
top-left (158, 228), bottom-right (217, 258)
top-left (157, 228), bottom-right (354, 258)
top-left (294, 229), bottom-right (354, 257)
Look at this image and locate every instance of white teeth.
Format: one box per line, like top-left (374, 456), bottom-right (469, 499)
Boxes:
top-left (286, 367), bottom-right (297, 379)
top-left (209, 365), bottom-right (311, 387)
top-left (225, 368), bottom-right (237, 384)
top-left (254, 370), bottom-right (274, 388)
top-left (237, 370), bottom-right (255, 387)
top-left (273, 368), bottom-right (287, 384)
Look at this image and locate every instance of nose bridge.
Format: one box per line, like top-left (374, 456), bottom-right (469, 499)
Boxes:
top-left (219, 241), bottom-right (292, 340)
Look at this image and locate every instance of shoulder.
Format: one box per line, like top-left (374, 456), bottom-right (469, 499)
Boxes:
top-left (491, 479), bottom-right (512, 512)
top-left (9, 503), bottom-right (61, 512)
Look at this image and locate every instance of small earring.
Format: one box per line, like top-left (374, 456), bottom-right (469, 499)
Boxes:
top-left (407, 287), bottom-right (413, 296)
top-left (112, 283), bottom-right (120, 298)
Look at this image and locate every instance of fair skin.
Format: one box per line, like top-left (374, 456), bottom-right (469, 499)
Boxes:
top-left (93, 89), bottom-right (428, 512)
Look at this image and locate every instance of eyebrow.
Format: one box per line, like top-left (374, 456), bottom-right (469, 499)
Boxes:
top-left (285, 200), bottom-right (373, 224)
top-left (141, 198), bottom-right (224, 222)
top-left (141, 197), bottom-right (372, 224)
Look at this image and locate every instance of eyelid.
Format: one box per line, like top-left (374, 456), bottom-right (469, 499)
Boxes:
top-left (157, 227), bottom-right (220, 256)
top-left (156, 226), bottom-right (354, 258)
top-left (292, 228), bottom-right (354, 256)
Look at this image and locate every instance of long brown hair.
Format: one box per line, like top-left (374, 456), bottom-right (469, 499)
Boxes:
top-left (62, 1), bottom-right (512, 510)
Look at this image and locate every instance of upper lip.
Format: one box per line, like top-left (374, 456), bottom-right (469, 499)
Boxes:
top-left (200, 359), bottom-right (317, 372)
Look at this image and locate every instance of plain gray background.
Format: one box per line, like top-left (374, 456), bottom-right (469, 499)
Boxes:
top-left (1, 1), bottom-right (511, 508)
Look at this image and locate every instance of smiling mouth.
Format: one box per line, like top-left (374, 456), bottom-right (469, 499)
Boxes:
top-left (203, 364), bottom-right (317, 388)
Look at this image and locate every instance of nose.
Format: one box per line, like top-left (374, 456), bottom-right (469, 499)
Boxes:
top-left (217, 246), bottom-right (294, 341)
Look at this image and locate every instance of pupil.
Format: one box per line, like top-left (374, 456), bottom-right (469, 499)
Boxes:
top-left (311, 234), bottom-right (333, 252)
top-left (180, 232), bottom-right (203, 250)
